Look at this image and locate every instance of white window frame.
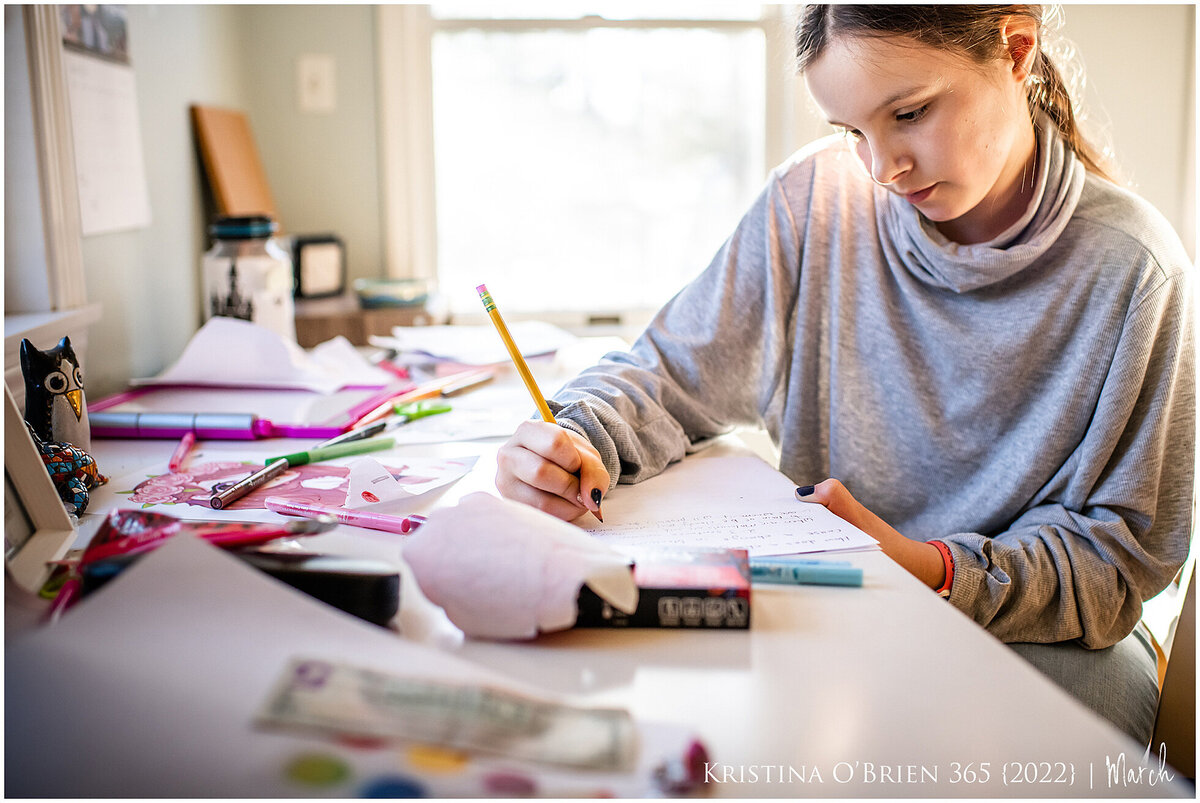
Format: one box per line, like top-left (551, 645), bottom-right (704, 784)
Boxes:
top-left (4, 6), bottom-right (100, 400)
top-left (375, 4), bottom-right (822, 324)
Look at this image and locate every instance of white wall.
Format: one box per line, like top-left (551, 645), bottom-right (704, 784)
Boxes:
top-left (75, 5), bottom-right (248, 396)
top-left (1063, 4), bottom-right (1195, 257)
top-left (238, 5), bottom-right (384, 282)
top-left (72, 5), bottom-right (384, 396)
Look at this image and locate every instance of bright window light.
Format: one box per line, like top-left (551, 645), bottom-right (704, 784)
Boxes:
top-left (430, 2), bottom-right (766, 22)
top-left (430, 11), bottom-right (768, 317)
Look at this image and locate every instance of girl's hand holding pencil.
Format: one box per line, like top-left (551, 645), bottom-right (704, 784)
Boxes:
top-left (496, 419), bottom-right (610, 523)
top-left (477, 284), bottom-right (607, 522)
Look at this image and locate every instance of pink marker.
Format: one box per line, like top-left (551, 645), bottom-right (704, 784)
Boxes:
top-left (265, 497), bottom-right (420, 535)
top-left (46, 578), bottom-right (81, 624)
top-left (168, 431), bottom-right (196, 472)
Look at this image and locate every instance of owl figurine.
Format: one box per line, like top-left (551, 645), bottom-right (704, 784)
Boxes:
top-left (21, 336), bottom-right (92, 452)
top-left (26, 421), bottom-right (106, 516)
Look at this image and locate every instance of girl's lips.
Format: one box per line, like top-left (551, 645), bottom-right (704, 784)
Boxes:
top-left (905, 184), bottom-right (935, 204)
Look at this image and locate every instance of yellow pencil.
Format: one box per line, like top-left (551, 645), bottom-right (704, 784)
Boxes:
top-left (477, 284), bottom-right (555, 422)
top-left (477, 283), bottom-right (602, 521)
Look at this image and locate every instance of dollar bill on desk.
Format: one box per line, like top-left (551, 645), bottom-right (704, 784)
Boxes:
top-left (256, 658), bottom-right (638, 771)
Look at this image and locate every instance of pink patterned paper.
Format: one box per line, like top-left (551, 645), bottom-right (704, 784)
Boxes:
top-left (122, 461), bottom-right (443, 511)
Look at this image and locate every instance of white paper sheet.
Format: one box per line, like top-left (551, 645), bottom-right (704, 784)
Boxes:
top-left (63, 50), bottom-right (152, 235)
top-left (371, 320), bottom-right (578, 366)
top-left (134, 317), bottom-right (392, 392)
top-left (404, 493), bottom-right (638, 639)
top-left (583, 455), bottom-right (880, 556)
top-left (390, 405), bottom-right (529, 444)
top-left (343, 455), bottom-right (414, 508)
top-left (6, 537), bottom-right (695, 797)
top-left (341, 455), bottom-right (476, 513)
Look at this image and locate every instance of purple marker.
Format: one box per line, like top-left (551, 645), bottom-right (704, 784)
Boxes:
top-left (90, 411), bottom-right (343, 440)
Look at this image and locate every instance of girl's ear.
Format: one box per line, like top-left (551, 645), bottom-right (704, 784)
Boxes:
top-left (1000, 16), bottom-right (1039, 82)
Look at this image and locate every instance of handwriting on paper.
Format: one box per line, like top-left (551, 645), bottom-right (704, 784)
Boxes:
top-left (584, 507), bottom-right (875, 556)
top-left (577, 454), bottom-right (879, 556)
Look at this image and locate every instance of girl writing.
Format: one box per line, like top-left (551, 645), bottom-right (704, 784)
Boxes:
top-left (495, 5), bottom-right (1193, 744)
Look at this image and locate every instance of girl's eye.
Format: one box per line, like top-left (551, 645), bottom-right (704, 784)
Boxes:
top-left (838, 126), bottom-right (863, 142)
top-left (896, 104), bottom-right (929, 123)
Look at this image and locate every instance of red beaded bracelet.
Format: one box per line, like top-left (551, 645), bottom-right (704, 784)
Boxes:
top-left (929, 540), bottom-right (955, 598)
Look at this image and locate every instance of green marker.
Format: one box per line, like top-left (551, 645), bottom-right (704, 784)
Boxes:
top-left (313, 400), bottom-right (452, 449)
top-left (267, 435), bottom-right (396, 468)
top-left (392, 399), bottom-right (451, 421)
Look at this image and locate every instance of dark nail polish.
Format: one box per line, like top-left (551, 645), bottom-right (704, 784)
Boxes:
top-left (591, 487), bottom-right (603, 506)
top-left (795, 485), bottom-right (815, 498)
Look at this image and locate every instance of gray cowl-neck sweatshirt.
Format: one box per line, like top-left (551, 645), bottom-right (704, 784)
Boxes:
top-left (550, 119), bottom-right (1195, 649)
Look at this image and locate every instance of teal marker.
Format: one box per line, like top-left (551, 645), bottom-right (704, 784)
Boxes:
top-left (749, 558), bottom-right (863, 587)
top-left (267, 435), bottom-right (396, 468)
top-left (754, 556), bottom-right (853, 567)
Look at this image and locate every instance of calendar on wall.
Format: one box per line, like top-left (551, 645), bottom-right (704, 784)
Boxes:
top-left (59, 5), bottom-right (151, 236)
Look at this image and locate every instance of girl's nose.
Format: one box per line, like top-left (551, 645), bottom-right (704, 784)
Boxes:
top-left (857, 138), bottom-right (911, 186)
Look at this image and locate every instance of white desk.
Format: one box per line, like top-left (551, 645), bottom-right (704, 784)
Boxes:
top-left (22, 348), bottom-right (1191, 798)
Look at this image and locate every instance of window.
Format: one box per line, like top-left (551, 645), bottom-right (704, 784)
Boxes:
top-left (378, 4), bottom-right (812, 327)
top-left (5, 5), bottom-right (53, 316)
top-left (5, 6), bottom-right (88, 317)
top-left (3, 6), bottom-right (99, 400)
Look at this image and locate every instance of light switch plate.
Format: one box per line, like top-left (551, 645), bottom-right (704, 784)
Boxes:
top-left (297, 54), bottom-right (336, 114)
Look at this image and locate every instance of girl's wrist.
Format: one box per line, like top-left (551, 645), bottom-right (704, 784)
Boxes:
top-left (928, 540), bottom-right (955, 597)
top-left (876, 531), bottom-right (944, 589)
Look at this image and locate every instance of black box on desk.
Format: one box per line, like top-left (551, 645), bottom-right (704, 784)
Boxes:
top-left (575, 548), bottom-right (751, 629)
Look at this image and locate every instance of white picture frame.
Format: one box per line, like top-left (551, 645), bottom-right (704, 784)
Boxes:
top-left (4, 383), bottom-right (75, 594)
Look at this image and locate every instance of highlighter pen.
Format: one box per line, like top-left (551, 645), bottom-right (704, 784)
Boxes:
top-left (266, 435), bottom-right (396, 468)
top-left (265, 497), bottom-right (412, 535)
top-left (749, 559), bottom-right (863, 587)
